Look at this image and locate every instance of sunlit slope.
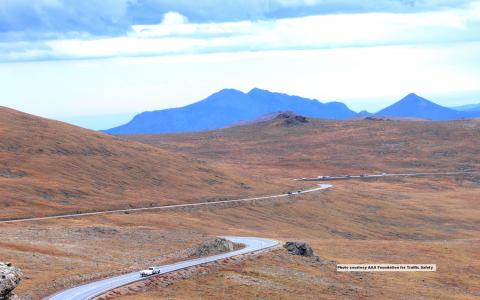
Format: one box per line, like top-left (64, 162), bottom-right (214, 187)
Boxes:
top-left (0, 107), bottom-right (273, 219)
top-left (128, 114), bottom-right (480, 179)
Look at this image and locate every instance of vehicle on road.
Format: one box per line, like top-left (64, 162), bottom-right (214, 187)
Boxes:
top-left (140, 267), bottom-right (161, 277)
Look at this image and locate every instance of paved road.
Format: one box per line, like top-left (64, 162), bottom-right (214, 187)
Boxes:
top-left (0, 184), bottom-right (332, 224)
top-left (45, 236), bottom-right (278, 300)
top-left (25, 171), bottom-right (477, 298)
top-left (299, 171), bottom-right (476, 181)
top-left (42, 185), bottom-right (332, 299)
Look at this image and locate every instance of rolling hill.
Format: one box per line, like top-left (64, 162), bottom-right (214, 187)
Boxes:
top-left (377, 93), bottom-right (480, 120)
top-left (0, 107), bottom-right (277, 220)
top-left (105, 88), bottom-right (357, 134)
top-left (6, 111), bottom-right (480, 300)
top-left (127, 112), bottom-right (480, 179)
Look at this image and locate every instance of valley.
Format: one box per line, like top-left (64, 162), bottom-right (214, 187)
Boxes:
top-left (1, 111), bottom-right (479, 299)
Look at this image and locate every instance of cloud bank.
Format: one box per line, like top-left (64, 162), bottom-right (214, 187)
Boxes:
top-left (0, 0), bottom-right (473, 37)
top-left (0, 0), bottom-right (479, 62)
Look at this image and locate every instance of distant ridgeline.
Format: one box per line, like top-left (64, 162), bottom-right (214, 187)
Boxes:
top-left (377, 93), bottom-right (480, 121)
top-left (105, 89), bottom-right (480, 134)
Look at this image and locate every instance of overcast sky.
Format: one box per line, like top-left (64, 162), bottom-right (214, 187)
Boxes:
top-left (1, 0), bottom-right (479, 129)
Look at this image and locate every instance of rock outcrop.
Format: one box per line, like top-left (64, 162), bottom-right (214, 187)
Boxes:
top-left (364, 116), bottom-right (391, 121)
top-left (283, 242), bottom-right (316, 257)
top-left (275, 112), bottom-right (309, 126)
top-left (193, 237), bottom-right (235, 257)
top-left (0, 262), bottom-right (22, 300)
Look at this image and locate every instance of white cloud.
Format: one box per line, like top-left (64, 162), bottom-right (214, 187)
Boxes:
top-left (5, 2), bottom-right (475, 62)
top-left (161, 11), bottom-right (188, 26)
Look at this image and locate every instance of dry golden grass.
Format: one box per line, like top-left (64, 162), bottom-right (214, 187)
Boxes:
top-left (1, 112), bottom-right (479, 299)
top-left (112, 178), bottom-right (480, 300)
top-left (0, 107), bottom-right (279, 220)
top-left (3, 177), bottom-right (478, 299)
top-left (127, 117), bottom-right (480, 180)
top-left (118, 239), bottom-right (479, 300)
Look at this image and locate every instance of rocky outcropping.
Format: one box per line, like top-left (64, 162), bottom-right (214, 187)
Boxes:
top-left (364, 116), bottom-right (391, 121)
top-left (276, 113), bottom-right (309, 126)
top-left (193, 237), bottom-right (235, 257)
top-left (0, 262), bottom-right (22, 300)
top-left (283, 242), bottom-right (318, 260)
top-left (0, 169), bottom-right (27, 179)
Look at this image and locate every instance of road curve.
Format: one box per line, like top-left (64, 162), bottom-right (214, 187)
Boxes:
top-left (0, 184), bottom-right (333, 224)
top-left (45, 236), bottom-right (279, 300)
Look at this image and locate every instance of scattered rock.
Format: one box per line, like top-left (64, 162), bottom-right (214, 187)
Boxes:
top-left (193, 238), bottom-right (235, 257)
top-left (0, 169), bottom-right (27, 179)
top-left (0, 262), bottom-right (22, 300)
top-left (60, 189), bottom-right (87, 199)
top-left (364, 116), bottom-right (390, 121)
top-left (283, 242), bottom-right (317, 259)
top-left (275, 112), bottom-right (309, 126)
top-left (76, 226), bottom-right (119, 235)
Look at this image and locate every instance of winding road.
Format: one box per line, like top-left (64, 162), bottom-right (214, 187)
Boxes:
top-left (0, 184), bottom-right (333, 224)
top-left (39, 184), bottom-right (332, 299)
top-left (24, 171), bottom-right (477, 299)
top-left (45, 237), bottom-right (278, 300)
top-left (299, 171), bottom-right (475, 181)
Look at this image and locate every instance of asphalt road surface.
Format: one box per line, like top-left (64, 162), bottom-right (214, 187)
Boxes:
top-left (22, 171), bottom-right (477, 298)
top-left (42, 185), bottom-right (332, 299)
top-left (0, 184), bottom-right (333, 224)
top-left (299, 171), bottom-right (476, 181)
top-left (45, 236), bottom-right (278, 300)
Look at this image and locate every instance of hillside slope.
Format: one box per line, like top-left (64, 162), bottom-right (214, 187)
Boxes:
top-left (127, 113), bottom-right (480, 179)
top-left (106, 88), bottom-right (357, 134)
top-left (0, 107), bottom-right (276, 219)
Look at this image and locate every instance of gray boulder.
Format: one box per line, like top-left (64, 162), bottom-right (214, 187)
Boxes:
top-left (0, 262), bottom-right (22, 300)
top-left (283, 242), bottom-right (315, 257)
top-left (193, 237), bottom-right (235, 257)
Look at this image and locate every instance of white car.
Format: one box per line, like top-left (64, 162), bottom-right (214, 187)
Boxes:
top-left (140, 267), bottom-right (161, 277)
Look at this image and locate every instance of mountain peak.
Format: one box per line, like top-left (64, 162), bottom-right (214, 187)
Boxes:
top-left (405, 92), bottom-right (419, 98)
top-left (106, 88), bottom-right (357, 134)
top-left (376, 93), bottom-right (477, 120)
top-left (397, 93), bottom-right (435, 108)
top-left (247, 87), bottom-right (273, 95)
top-left (214, 88), bottom-right (244, 96)
top-left (401, 93), bottom-right (426, 102)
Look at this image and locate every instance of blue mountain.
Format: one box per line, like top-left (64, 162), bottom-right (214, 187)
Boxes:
top-left (376, 93), bottom-right (480, 120)
top-left (105, 88), bottom-right (357, 134)
top-left (357, 110), bottom-right (373, 117)
top-left (452, 103), bottom-right (480, 112)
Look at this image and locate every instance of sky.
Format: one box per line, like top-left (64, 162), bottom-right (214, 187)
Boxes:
top-left (1, 0), bottom-right (480, 129)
